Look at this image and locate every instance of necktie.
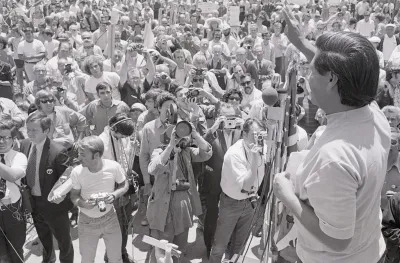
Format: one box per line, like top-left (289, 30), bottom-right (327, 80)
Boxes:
top-left (0, 154), bottom-right (5, 164)
top-left (259, 60), bottom-right (262, 73)
top-left (26, 145), bottom-right (37, 189)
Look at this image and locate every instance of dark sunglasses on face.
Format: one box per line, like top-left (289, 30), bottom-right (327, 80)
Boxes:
top-left (40, 98), bottom-right (55, 104)
top-left (193, 78), bottom-right (204, 82)
top-left (241, 81), bottom-right (251, 86)
top-left (228, 96), bottom-right (240, 101)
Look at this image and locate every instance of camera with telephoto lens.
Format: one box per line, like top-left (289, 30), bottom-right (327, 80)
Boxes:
top-left (0, 179), bottom-right (6, 199)
top-left (90, 193), bottom-right (109, 212)
top-left (187, 88), bottom-right (199, 99)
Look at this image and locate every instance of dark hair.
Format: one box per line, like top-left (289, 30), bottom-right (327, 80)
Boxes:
top-left (144, 88), bottom-right (162, 101)
top-left (96, 82), bottom-right (112, 94)
top-left (222, 88), bottom-right (243, 103)
top-left (375, 14), bottom-right (385, 23)
top-left (349, 18), bottom-right (357, 25)
top-left (0, 36), bottom-right (7, 50)
top-left (240, 73), bottom-right (251, 80)
top-left (314, 32), bottom-right (379, 107)
top-left (26, 111), bottom-right (52, 132)
top-left (242, 118), bottom-right (266, 134)
top-left (0, 117), bottom-right (18, 138)
top-left (109, 113), bottom-right (134, 136)
top-left (155, 91), bottom-right (176, 109)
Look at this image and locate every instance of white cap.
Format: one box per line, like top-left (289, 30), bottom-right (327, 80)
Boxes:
top-left (386, 23), bottom-right (396, 28)
top-left (368, 36), bottom-right (381, 43)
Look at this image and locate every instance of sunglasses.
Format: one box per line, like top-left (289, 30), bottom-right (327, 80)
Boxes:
top-left (241, 81), bottom-right (251, 86)
top-left (228, 96), bottom-right (240, 101)
top-left (193, 78), bottom-right (204, 82)
top-left (40, 98), bottom-right (55, 104)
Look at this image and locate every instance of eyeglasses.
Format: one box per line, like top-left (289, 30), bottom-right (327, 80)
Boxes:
top-left (40, 98), bottom-right (55, 104)
top-left (228, 96), bottom-right (241, 101)
top-left (193, 78), bottom-right (204, 82)
top-left (0, 136), bottom-right (12, 142)
top-left (241, 81), bottom-right (251, 86)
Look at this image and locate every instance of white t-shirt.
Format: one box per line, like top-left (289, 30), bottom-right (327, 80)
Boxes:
top-left (70, 159), bottom-right (126, 218)
top-left (356, 19), bottom-right (375, 37)
top-left (44, 39), bottom-right (60, 60)
top-left (2, 149), bottom-right (27, 203)
top-left (293, 101), bottom-right (390, 263)
top-left (17, 39), bottom-right (45, 63)
top-left (85, 71), bottom-right (121, 100)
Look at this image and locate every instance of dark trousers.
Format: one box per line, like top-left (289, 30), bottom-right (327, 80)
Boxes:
top-left (0, 199), bottom-right (26, 263)
top-left (32, 196), bottom-right (74, 263)
top-left (275, 56), bottom-right (285, 82)
top-left (202, 171), bottom-right (222, 254)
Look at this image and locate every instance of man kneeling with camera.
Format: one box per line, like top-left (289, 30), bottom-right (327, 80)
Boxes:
top-left (209, 118), bottom-right (266, 263)
top-left (70, 136), bottom-right (128, 263)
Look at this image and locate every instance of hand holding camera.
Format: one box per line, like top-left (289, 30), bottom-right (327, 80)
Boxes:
top-left (89, 192), bottom-right (112, 212)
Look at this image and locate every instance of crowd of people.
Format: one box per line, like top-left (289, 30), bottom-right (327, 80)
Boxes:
top-left (0, 0), bottom-right (400, 262)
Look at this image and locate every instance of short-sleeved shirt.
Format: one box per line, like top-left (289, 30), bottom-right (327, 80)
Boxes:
top-left (2, 149), bottom-right (27, 203)
top-left (70, 159), bottom-right (126, 218)
top-left (85, 71), bottom-right (121, 100)
top-left (220, 139), bottom-right (264, 200)
top-left (17, 39), bottom-right (45, 63)
top-left (293, 101), bottom-right (390, 262)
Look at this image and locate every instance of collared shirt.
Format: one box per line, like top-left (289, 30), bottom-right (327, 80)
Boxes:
top-left (220, 139), bottom-right (264, 200)
top-left (0, 98), bottom-right (25, 127)
top-left (356, 19), bottom-right (375, 37)
top-left (80, 99), bottom-right (130, 136)
top-left (139, 118), bottom-right (167, 184)
top-left (31, 138), bottom-right (46, 196)
top-left (1, 149), bottom-right (27, 203)
top-left (241, 87), bottom-right (262, 113)
top-left (293, 101), bottom-right (390, 263)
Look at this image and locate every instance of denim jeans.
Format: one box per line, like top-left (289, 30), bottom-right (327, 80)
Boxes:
top-left (209, 193), bottom-right (255, 263)
top-left (78, 209), bottom-right (122, 263)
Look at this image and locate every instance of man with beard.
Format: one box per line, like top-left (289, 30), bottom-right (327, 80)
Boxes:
top-left (208, 29), bottom-right (230, 58)
top-left (76, 31), bottom-right (104, 68)
top-left (240, 74), bottom-right (262, 113)
top-left (222, 24), bottom-right (239, 55)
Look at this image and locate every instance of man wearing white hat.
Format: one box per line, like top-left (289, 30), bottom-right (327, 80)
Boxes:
top-left (377, 24), bottom-right (400, 64)
top-left (221, 23), bottom-right (239, 55)
top-left (369, 36), bottom-right (385, 69)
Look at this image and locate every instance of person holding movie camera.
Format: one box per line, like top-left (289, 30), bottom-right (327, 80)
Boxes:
top-left (99, 113), bottom-right (137, 263)
top-left (147, 118), bottom-right (212, 258)
top-left (70, 136), bottom-right (129, 263)
top-left (0, 117), bottom-right (27, 263)
top-left (209, 118), bottom-right (266, 263)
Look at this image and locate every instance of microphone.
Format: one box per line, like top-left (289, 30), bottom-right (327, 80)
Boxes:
top-left (262, 86), bottom-right (279, 107)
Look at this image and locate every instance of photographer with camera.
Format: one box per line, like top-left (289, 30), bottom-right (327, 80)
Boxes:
top-left (99, 113), bottom-right (136, 263)
top-left (201, 103), bottom-right (244, 256)
top-left (147, 120), bottom-right (212, 259)
top-left (70, 135), bottom-right (129, 263)
top-left (209, 118), bottom-right (266, 263)
top-left (184, 55), bottom-right (224, 99)
top-left (0, 118), bottom-right (27, 263)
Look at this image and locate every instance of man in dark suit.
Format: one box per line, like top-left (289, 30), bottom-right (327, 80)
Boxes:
top-left (250, 45), bottom-right (275, 90)
top-left (20, 111), bottom-right (74, 263)
top-left (202, 104), bottom-right (242, 257)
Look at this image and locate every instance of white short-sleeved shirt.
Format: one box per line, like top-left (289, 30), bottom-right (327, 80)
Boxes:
top-left (293, 101), bottom-right (390, 263)
top-left (70, 159), bottom-right (126, 218)
top-left (17, 39), bottom-right (45, 63)
top-left (220, 139), bottom-right (264, 200)
top-left (2, 149), bottom-right (27, 203)
top-left (85, 71), bottom-right (121, 100)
